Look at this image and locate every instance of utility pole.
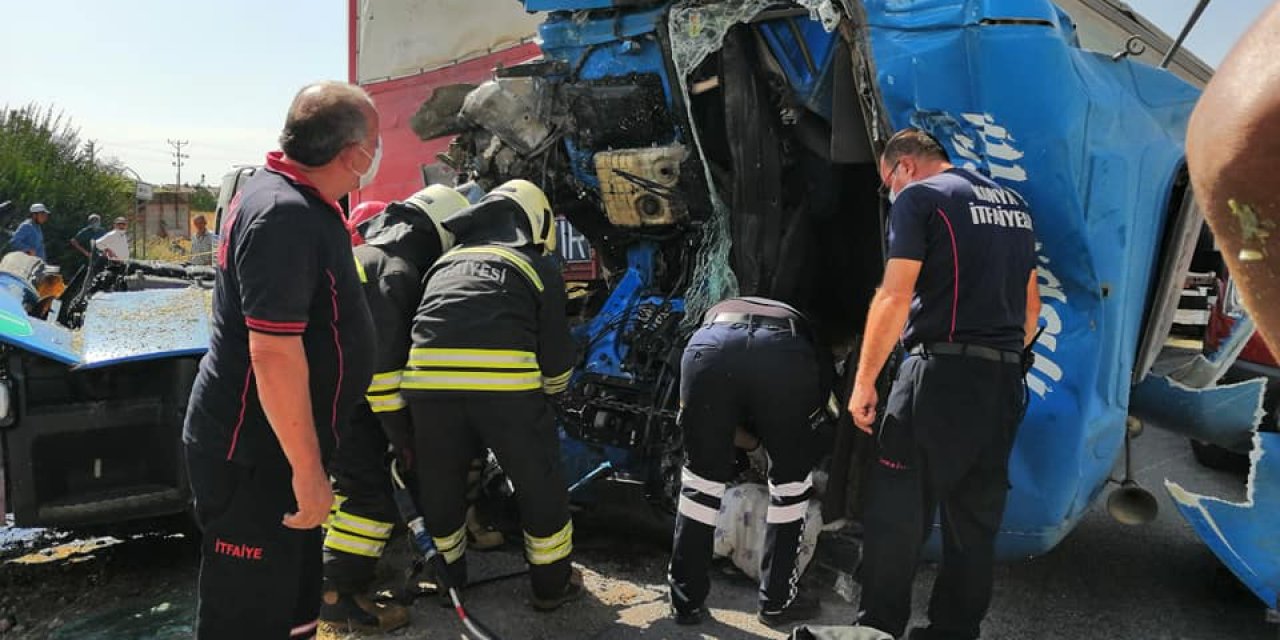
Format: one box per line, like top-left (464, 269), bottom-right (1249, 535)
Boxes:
top-left (167, 139), bottom-right (190, 187)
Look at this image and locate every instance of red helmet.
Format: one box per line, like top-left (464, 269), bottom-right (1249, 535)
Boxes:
top-left (348, 200), bottom-right (387, 246)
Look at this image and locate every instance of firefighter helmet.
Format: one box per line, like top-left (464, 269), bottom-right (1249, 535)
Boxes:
top-left (404, 184), bottom-right (470, 252)
top-left (484, 179), bottom-right (556, 254)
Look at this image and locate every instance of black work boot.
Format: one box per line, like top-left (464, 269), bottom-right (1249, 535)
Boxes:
top-left (530, 567), bottom-right (584, 612)
top-left (757, 589), bottom-right (822, 628)
top-left (319, 590), bottom-right (410, 634)
top-left (671, 604), bottom-right (705, 626)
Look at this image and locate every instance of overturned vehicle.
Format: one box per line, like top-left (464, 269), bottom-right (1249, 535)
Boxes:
top-left (352, 0), bottom-right (1279, 610)
top-left (0, 224), bottom-right (213, 529)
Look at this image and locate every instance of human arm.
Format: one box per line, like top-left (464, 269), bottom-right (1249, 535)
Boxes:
top-left (536, 260), bottom-right (577, 395)
top-left (847, 190), bottom-right (931, 432)
top-left (237, 209), bottom-right (329, 529)
top-left (1024, 268), bottom-right (1040, 347)
top-left (70, 232), bottom-right (90, 258)
top-left (248, 332), bottom-right (330, 529)
top-left (848, 258), bottom-right (922, 432)
top-left (1185, 2), bottom-right (1280, 353)
top-left (367, 264), bottom-right (418, 464)
top-left (10, 224), bottom-right (36, 256)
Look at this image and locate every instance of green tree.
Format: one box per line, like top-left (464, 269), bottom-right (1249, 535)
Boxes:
top-left (190, 186), bottom-right (217, 212)
top-left (0, 104), bottom-right (133, 270)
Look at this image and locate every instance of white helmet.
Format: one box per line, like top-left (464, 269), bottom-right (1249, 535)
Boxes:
top-left (403, 184), bottom-right (470, 251)
top-left (484, 179), bottom-right (556, 254)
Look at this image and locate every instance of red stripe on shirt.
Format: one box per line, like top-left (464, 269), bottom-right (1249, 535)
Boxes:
top-left (245, 316), bottom-right (307, 334)
top-left (225, 368), bottom-right (255, 461)
top-left (936, 208), bottom-right (961, 343)
top-left (325, 269), bottom-right (343, 448)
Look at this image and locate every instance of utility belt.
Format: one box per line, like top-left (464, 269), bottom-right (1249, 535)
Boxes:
top-left (703, 312), bottom-right (810, 341)
top-left (909, 342), bottom-right (1021, 365)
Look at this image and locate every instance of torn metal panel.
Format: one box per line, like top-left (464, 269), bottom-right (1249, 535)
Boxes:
top-left (1166, 432), bottom-right (1280, 609)
top-left (1129, 375), bottom-right (1265, 452)
top-left (76, 288), bottom-right (211, 370)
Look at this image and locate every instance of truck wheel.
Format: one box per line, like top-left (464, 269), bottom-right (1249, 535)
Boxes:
top-left (1189, 439), bottom-right (1250, 474)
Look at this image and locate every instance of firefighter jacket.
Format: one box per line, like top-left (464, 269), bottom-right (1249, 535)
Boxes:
top-left (404, 198), bottom-right (575, 395)
top-left (353, 202), bottom-right (446, 429)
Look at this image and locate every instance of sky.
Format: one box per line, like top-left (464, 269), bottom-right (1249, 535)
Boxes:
top-left (0, 0), bottom-right (1271, 188)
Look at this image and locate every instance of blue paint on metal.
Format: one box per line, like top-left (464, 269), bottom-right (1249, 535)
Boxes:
top-left (1130, 376), bottom-right (1265, 452)
top-left (535, 5), bottom-right (680, 187)
top-left (76, 288), bottom-right (211, 370)
top-left (863, 0), bottom-right (1199, 559)
top-left (524, 0), bottom-right (623, 11)
top-left (1167, 432), bottom-right (1280, 609)
top-left (561, 242), bottom-right (683, 489)
top-left (755, 17), bottom-right (839, 119)
top-left (0, 278), bottom-right (78, 365)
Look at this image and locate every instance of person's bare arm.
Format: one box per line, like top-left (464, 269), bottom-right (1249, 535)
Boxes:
top-left (848, 258), bottom-right (922, 432)
top-left (1186, 2), bottom-right (1280, 353)
top-left (71, 239), bottom-right (89, 257)
top-left (1024, 268), bottom-right (1041, 347)
top-left (248, 331), bottom-right (332, 529)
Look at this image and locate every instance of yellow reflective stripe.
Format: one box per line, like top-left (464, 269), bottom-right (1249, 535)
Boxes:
top-left (525, 522), bottom-right (573, 566)
top-left (354, 255), bottom-right (368, 284)
top-left (324, 494), bottom-right (348, 530)
top-left (402, 370), bottom-right (542, 392)
top-left (433, 526), bottom-right (467, 564)
top-left (367, 371), bottom-right (403, 393)
top-left (446, 246), bottom-right (544, 291)
top-left (325, 529), bottom-right (386, 558)
top-left (331, 511), bottom-right (394, 540)
top-left (367, 392), bottom-right (407, 413)
top-left (541, 369), bottom-right (572, 393)
top-left (408, 348), bottom-right (538, 369)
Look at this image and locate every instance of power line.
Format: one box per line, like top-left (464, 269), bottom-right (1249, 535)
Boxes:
top-left (167, 139), bottom-right (190, 186)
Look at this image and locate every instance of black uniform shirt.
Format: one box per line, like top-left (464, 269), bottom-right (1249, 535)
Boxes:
top-left (184, 152), bottom-right (375, 468)
top-left (888, 168), bottom-right (1036, 352)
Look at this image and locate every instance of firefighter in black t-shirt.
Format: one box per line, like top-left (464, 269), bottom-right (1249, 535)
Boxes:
top-left (183, 82), bottom-right (377, 639)
top-left (402, 180), bottom-right (582, 612)
top-left (318, 185), bottom-right (469, 633)
top-left (849, 128), bottom-right (1040, 640)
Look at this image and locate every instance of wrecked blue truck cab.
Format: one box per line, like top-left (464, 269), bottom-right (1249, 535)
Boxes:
top-left (0, 257), bottom-right (212, 529)
top-left (427, 0), bottom-right (1277, 609)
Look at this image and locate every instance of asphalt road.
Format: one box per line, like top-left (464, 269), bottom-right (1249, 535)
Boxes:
top-left (2, 424), bottom-right (1270, 640)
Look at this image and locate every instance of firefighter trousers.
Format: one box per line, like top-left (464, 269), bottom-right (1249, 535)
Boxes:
top-left (185, 445), bottom-right (322, 639)
top-left (856, 352), bottom-right (1025, 640)
top-left (669, 322), bottom-right (824, 615)
top-left (409, 393), bottom-right (573, 600)
top-left (322, 403), bottom-right (397, 595)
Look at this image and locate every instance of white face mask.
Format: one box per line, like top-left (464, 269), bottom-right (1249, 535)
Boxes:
top-left (888, 188), bottom-right (900, 204)
top-left (354, 138), bottom-right (382, 189)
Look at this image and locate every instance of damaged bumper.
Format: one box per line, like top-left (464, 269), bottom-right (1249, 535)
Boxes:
top-left (1166, 432), bottom-right (1280, 610)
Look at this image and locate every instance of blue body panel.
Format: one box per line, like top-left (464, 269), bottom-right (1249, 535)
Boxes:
top-left (1130, 375), bottom-right (1265, 453)
top-left (76, 288), bottom-right (211, 370)
top-left (538, 7), bottom-right (679, 188)
top-left (563, 243), bottom-right (684, 486)
top-left (0, 282), bottom-right (79, 366)
top-left (0, 286), bottom-right (210, 369)
top-left (1167, 432), bottom-right (1280, 609)
top-left (756, 17), bottom-right (840, 119)
top-left (863, 0), bottom-right (1197, 558)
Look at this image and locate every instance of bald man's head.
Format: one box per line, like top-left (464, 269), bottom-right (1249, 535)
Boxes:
top-left (278, 81), bottom-right (376, 167)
